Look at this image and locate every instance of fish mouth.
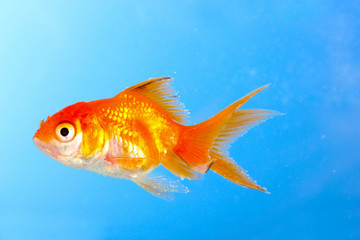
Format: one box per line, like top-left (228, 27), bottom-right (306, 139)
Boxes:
top-left (33, 137), bottom-right (58, 158)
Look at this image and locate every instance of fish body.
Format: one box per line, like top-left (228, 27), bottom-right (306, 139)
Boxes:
top-left (34, 77), bottom-right (279, 199)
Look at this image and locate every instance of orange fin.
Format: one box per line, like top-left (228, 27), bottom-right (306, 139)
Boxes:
top-left (121, 77), bottom-right (189, 124)
top-left (161, 149), bottom-right (201, 180)
top-left (174, 85), bottom-right (271, 174)
top-left (208, 107), bottom-right (281, 192)
top-left (209, 109), bottom-right (280, 192)
top-left (135, 176), bottom-right (189, 200)
top-left (210, 153), bottom-right (269, 193)
top-left (211, 109), bottom-right (281, 156)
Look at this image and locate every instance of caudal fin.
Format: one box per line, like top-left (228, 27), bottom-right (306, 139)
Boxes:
top-left (210, 153), bottom-right (269, 193)
top-left (210, 108), bottom-right (280, 192)
top-left (173, 84), bottom-right (280, 191)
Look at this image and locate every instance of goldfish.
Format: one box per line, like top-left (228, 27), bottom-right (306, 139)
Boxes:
top-left (33, 77), bottom-right (279, 199)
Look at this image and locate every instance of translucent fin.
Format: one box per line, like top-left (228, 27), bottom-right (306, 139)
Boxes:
top-left (211, 109), bottom-right (281, 156)
top-left (210, 152), bottom-right (269, 193)
top-left (161, 150), bottom-right (201, 180)
top-left (208, 107), bottom-right (281, 193)
top-left (174, 85), bottom-right (269, 174)
top-left (135, 176), bottom-right (189, 200)
top-left (122, 77), bottom-right (189, 124)
top-left (200, 84), bottom-right (270, 129)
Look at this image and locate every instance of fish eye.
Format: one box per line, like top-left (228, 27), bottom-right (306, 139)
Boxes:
top-left (55, 122), bottom-right (75, 142)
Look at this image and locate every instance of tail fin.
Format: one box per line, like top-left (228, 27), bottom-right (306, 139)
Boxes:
top-left (209, 108), bottom-right (280, 192)
top-left (173, 84), bottom-right (280, 191)
top-left (210, 153), bottom-right (269, 193)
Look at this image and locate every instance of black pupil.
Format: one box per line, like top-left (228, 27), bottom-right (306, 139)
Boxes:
top-left (60, 127), bottom-right (69, 137)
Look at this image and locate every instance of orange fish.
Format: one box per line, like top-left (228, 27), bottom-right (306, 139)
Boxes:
top-left (33, 77), bottom-right (279, 199)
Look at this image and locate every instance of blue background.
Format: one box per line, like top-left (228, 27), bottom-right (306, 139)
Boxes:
top-left (0, 1), bottom-right (359, 239)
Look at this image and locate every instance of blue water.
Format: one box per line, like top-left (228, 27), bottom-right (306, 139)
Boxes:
top-left (1, 1), bottom-right (359, 239)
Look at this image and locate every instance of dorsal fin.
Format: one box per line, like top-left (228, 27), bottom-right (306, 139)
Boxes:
top-left (122, 77), bottom-right (189, 124)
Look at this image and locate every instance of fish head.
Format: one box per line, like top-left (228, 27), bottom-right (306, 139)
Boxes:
top-left (33, 103), bottom-right (86, 166)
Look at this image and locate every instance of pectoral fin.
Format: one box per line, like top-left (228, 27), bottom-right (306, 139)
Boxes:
top-left (135, 176), bottom-right (189, 200)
